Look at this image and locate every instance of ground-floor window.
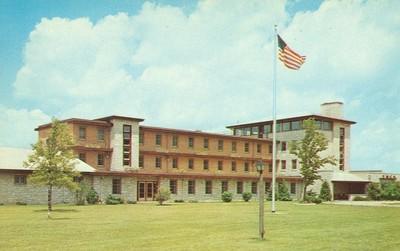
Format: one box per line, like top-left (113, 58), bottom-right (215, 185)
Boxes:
top-left (14, 175), bottom-right (27, 185)
top-left (205, 180), bottom-right (212, 194)
top-left (188, 180), bottom-right (195, 194)
top-left (221, 181), bottom-right (228, 193)
top-left (170, 180), bottom-right (177, 194)
top-left (112, 178), bottom-right (121, 194)
top-left (236, 181), bottom-right (243, 194)
top-left (251, 182), bottom-right (257, 194)
top-left (290, 182), bottom-right (296, 194)
top-left (265, 182), bottom-right (271, 194)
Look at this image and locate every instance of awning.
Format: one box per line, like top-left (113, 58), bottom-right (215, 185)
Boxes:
top-left (331, 172), bottom-right (370, 182)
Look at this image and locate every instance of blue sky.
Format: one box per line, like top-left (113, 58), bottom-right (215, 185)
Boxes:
top-left (0, 0), bottom-right (399, 173)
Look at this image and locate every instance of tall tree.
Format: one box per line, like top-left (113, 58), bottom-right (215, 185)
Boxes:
top-left (289, 118), bottom-right (336, 201)
top-left (24, 118), bottom-right (79, 218)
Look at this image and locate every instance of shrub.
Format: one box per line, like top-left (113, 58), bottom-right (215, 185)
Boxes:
top-left (312, 197), bottom-right (323, 204)
top-left (367, 183), bottom-right (381, 200)
top-left (277, 183), bottom-right (292, 201)
top-left (174, 199), bottom-right (185, 203)
top-left (242, 192), bottom-right (252, 202)
top-left (304, 191), bottom-right (318, 203)
top-left (319, 181), bottom-right (332, 201)
top-left (188, 200), bottom-right (198, 203)
top-left (221, 191), bottom-right (233, 202)
top-left (380, 181), bottom-right (400, 200)
top-left (16, 202), bottom-right (27, 205)
top-left (86, 187), bottom-right (99, 204)
top-left (127, 200), bottom-right (137, 204)
top-left (105, 194), bottom-right (123, 205)
top-left (353, 196), bottom-right (370, 201)
top-left (75, 181), bottom-right (90, 205)
top-left (155, 188), bottom-right (171, 205)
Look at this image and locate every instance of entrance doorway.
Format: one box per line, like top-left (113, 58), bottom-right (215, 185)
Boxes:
top-left (138, 181), bottom-right (158, 201)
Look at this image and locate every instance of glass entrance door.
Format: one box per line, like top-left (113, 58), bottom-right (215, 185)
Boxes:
top-left (138, 181), bottom-right (158, 201)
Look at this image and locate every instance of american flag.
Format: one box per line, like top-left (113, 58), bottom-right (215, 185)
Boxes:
top-left (277, 35), bottom-right (306, 70)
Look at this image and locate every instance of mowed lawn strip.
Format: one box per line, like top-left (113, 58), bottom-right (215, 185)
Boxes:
top-left (0, 202), bottom-right (399, 251)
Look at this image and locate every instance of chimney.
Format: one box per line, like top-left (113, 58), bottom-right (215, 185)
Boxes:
top-left (320, 102), bottom-right (343, 118)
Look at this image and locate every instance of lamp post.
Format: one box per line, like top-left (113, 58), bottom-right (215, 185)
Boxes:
top-left (256, 160), bottom-right (265, 240)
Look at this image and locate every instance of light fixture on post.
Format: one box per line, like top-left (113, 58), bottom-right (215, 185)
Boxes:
top-left (256, 160), bottom-right (265, 240)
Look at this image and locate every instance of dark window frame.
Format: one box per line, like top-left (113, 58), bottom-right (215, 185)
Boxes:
top-left (112, 178), bottom-right (121, 194)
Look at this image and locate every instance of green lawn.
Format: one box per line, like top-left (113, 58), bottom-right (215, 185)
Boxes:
top-left (0, 202), bottom-right (399, 251)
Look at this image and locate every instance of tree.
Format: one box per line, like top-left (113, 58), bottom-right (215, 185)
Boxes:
top-left (155, 188), bottom-right (171, 205)
top-left (24, 118), bottom-right (79, 218)
top-left (289, 118), bottom-right (336, 201)
top-left (319, 180), bottom-right (332, 201)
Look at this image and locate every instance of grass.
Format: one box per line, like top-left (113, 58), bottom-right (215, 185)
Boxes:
top-left (0, 202), bottom-right (399, 251)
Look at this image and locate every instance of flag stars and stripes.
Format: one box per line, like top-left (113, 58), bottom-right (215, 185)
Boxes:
top-left (277, 35), bottom-right (306, 70)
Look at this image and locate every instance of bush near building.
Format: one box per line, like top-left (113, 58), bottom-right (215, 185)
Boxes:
top-left (105, 194), bottom-right (124, 205)
top-left (367, 181), bottom-right (400, 201)
top-left (86, 188), bottom-right (99, 204)
top-left (319, 181), bottom-right (332, 201)
top-left (242, 192), bottom-right (252, 202)
top-left (155, 189), bottom-right (171, 205)
top-left (267, 183), bottom-right (292, 201)
top-left (221, 191), bottom-right (233, 202)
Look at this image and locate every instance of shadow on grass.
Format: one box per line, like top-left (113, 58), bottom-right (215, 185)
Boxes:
top-left (49, 217), bottom-right (74, 220)
top-left (33, 209), bottom-right (79, 213)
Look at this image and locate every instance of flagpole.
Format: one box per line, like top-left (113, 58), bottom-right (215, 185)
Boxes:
top-left (271, 24), bottom-right (277, 213)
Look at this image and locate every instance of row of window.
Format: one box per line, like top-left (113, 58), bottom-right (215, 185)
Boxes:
top-left (141, 132), bottom-right (266, 154)
top-left (79, 153), bottom-right (105, 166)
top-left (169, 180), bottom-right (297, 195)
top-left (78, 126), bottom-right (105, 141)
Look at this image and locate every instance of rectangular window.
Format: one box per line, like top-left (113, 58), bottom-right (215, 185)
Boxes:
top-left (112, 179), bottom-right (121, 194)
top-left (123, 125), bottom-right (131, 166)
top-left (281, 141), bottom-right (287, 151)
top-left (269, 144), bottom-right (273, 153)
top-left (79, 126), bottom-right (86, 140)
top-left (236, 181), bottom-right (243, 194)
top-left (97, 128), bottom-right (105, 141)
top-left (188, 180), bottom-right (195, 194)
top-left (244, 142), bottom-right (249, 153)
top-left (218, 140), bottom-right (224, 151)
top-left (218, 160), bottom-right (223, 171)
top-left (257, 144), bottom-right (261, 153)
top-left (291, 121), bottom-right (301, 130)
top-left (203, 159), bottom-right (209, 170)
top-left (268, 164), bottom-right (273, 173)
top-left (139, 155), bottom-right (144, 168)
top-left (292, 159), bottom-right (297, 169)
top-left (97, 153), bottom-right (104, 166)
top-left (155, 157), bottom-right (162, 168)
top-left (170, 180), bottom-right (177, 194)
top-left (265, 182), bottom-right (271, 194)
top-left (276, 123), bottom-right (281, 132)
top-left (231, 161), bottom-right (237, 172)
top-left (155, 134), bottom-right (162, 146)
top-left (251, 127), bottom-right (259, 135)
top-left (243, 128), bottom-right (251, 136)
top-left (205, 180), bottom-right (212, 194)
top-left (188, 159), bottom-right (194, 169)
top-left (14, 175), bottom-right (27, 185)
top-left (244, 162), bottom-right (249, 172)
top-left (139, 130), bottom-right (144, 144)
top-left (188, 137), bottom-right (194, 148)
top-left (282, 122), bottom-right (291, 131)
top-left (251, 182), bottom-right (257, 194)
top-left (281, 160), bottom-right (286, 170)
top-left (221, 181), bottom-right (228, 193)
top-left (78, 153), bottom-right (86, 162)
top-left (172, 135), bottom-right (178, 147)
top-left (232, 142), bottom-right (237, 152)
top-left (290, 183), bottom-right (296, 194)
top-left (172, 158), bottom-right (178, 169)
top-left (203, 138), bottom-right (209, 149)
top-left (264, 125), bottom-right (271, 135)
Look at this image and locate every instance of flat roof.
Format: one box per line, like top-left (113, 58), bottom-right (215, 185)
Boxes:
top-left (96, 115), bottom-right (144, 122)
top-left (35, 118), bottom-right (112, 131)
top-left (226, 114), bottom-right (356, 129)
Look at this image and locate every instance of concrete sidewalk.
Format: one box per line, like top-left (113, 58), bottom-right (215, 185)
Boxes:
top-left (326, 200), bottom-right (400, 207)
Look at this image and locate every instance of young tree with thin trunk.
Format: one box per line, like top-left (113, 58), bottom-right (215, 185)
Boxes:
top-left (24, 118), bottom-right (79, 218)
top-left (289, 118), bottom-right (336, 201)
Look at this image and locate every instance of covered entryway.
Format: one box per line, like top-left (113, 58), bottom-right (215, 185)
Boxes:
top-left (331, 172), bottom-right (370, 200)
top-left (138, 181), bottom-right (158, 201)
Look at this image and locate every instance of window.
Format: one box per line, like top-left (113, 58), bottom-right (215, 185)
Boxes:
top-left (269, 144), bottom-right (273, 153)
top-left (139, 155), bottom-right (144, 168)
top-left (203, 159), bottom-right (209, 170)
top-left (188, 137), bottom-right (194, 148)
top-left (218, 140), bottom-right (224, 151)
top-left (291, 121), bottom-right (301, 130)
top-left (257, 144), bottom-right (261, 153)
top-left (112, 179), bottom-right (121, 194)
top-left (172, 135), bottom-right (178, 147)
top-left (139, 130), bottom-right (144, 144)
top-left (172, 158), bottom-right (178, 169)
top-left (251, 182), bottom-right (257, 194)
top-left (203, 138), bottom-right (209, 149)
top-left (292, 159), bottom-right (297, 169)
top-left (251, 127), bottom-right (259, 135)
top-left (244, 142), bottom-right (249, 153)
top-left (231, 142), bottom-right (237, 152)
top-left (79, 127), bottom-right (86, 140)
top-left (221, 181), bottom-right (228, 193)
top-left (155, 157), bottom-right (162, 168)
top-left (265, 182), bottom-right (271, 194)
top-left (281, 141), bottom-right (287, 151)
top-left (276, 123), bottom-right (281, 132)
top-left (264, 125), bottom-right (271, 135)
top-left (315, 120), bottom-right (322, 130)
top-left (78, 153), bottom-right (86, 162)
top-left (290, 183), bottom-right (296, 194)
top-left (243, 128), bottom-right (251, 136)
top-left (281, 160), bottom-right (286, 170)
top-left (205, 180), bottom-right (212, 194)
top-left (236, 181), bottom-right (243, 194)
top-left (268, 164), bottom-right (273, 173)
top-left (97, 153), bottom-right (104, 166)
top-left (123, 125), bottom-right (131, 144)
top-left (97, 128), bottom-right (105, 141)
top-left (218, 160), bottom-right (223, 171)
top-left (188, 159), bottom-right (194, 169)
top-left (282, 122), bottom-right (291, 131)
top-left (14, 175), bottom-right (27, 185)
top-left (155, 134), bottom-right (162, 146)
top-left (188, 180), bottom-right (195, 194)
top-left (244, 162), bottom-right (249, 172)
top-left (170, 180), bottom-right (177, 194)
top-left (231, 161), bottom-right (237, 172)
